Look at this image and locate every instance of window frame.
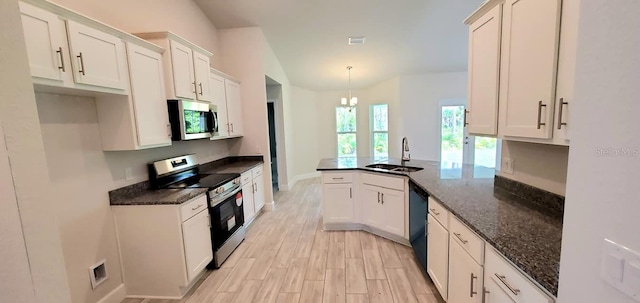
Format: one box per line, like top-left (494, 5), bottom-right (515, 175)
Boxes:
top-left (370, 104), bottom-right (389, 159)
top-left (336, 106), bottom-right (357, 158)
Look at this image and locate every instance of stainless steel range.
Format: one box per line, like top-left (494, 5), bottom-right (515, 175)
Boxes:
top-left (149, 154), bottom-right (245, 268)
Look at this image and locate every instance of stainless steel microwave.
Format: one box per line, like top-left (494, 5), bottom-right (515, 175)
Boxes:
top-left (167, 99), bottom-right (218, 140)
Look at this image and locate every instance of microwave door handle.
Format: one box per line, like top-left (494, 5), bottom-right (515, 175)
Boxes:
top-left (207, 110), bottom-right (215, 134)
top-left (212, 111), bottom-right (219, 134)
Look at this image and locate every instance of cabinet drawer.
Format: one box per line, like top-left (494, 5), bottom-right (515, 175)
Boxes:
top-left (428, 197), bottom-right (449, 229)
top-left (252, 165), bottom-right (263, 179)
top-left (241, 171), bottom-right (252, 185)
top-left (449, 216), bottom-right (484, 265)
top-left (180, 194), bottom-right (208, 222)
top-left (322, 172), bottom-right (353, 184)
top-left (361, 172), bottom-right (404, 191)
top-left (485, 247), bottom-right (553, 302)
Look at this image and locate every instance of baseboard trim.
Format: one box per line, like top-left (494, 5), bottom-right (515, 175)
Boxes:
top-left (97, 284), bottom-right (126, 303)
top-left (263, 201), bottom-right (275, 211)
top-left (323, 222), bottom-right (411, 246)
top-left (286, 171), bottom-right (321, 191)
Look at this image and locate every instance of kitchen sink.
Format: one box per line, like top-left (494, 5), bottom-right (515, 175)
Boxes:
top-left (365, 164), bottom-right (423, 173)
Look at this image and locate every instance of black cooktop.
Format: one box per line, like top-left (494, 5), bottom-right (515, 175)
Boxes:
top-left (168, 173), bottom-right (240, 189)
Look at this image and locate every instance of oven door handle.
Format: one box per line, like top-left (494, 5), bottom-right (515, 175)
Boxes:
top-left (210, 185), bottom-right (241, 208)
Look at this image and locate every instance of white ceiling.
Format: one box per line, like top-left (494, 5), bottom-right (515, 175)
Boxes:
top-left (194, 0), bottom-right (483, 90)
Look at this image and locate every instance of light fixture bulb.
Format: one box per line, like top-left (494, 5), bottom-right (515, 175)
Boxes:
top-left (341, 97), bottom-right (347, 105)
top-left (350, 97), bottom-right (358, 106)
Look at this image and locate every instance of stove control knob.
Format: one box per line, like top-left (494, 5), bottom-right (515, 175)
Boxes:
top-left (217, 187), bottom-right (224, 194)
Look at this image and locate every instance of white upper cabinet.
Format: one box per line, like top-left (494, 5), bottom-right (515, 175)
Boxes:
top-left (170, 40), bottom-right (196, 100)
top-left (193, 52), bottom-right (213, 102)
top-left (209, 71), bottom-right (229, 137)
top-left (19, 1), bottom-right (134, 95)
top-left (66, 20), bottom-right (128, 90)
top-left (135, 32), bottom-right (214, 103)
top-left (466, 4), bottom-right (502, 136)
top-left (19, 2), bottom-right (68, 82)
top-left (553, 0), bottom-right (580, 143)
top-left (225, 79), bottom-right (244, 136)
top-left (126, 43), bottom-right (171, 148)
top-left (498, 0), bottom-right (562, 139)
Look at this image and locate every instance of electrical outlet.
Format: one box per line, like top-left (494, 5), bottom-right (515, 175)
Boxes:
top-left (503, 158), bottom-right (514, 174)
top-left (124, 167), bottom-right (133, 181)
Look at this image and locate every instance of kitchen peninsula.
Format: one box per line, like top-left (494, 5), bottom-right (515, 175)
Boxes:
top-left (317, 157), bottom-right (563, 299)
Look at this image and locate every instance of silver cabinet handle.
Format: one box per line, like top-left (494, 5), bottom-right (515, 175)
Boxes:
top-left (191, 204), bottom-right (203, 211)
top-left (349, 188), bottom-right (352, 198)
top-left (254, 182), bottom-right (257, 193)
top-left (56, 47), bottom-right (65, 72)
top-left (231, 123), bottom-right (234, 132)
top-left (192, 82), bottom-right (197, 93)
top-left (429, 208), bottom-right (440, 216)
top-left (470, 273), bottom-right (478, 297)
top-left (167, 124), bottom-right (172, 137)
top-left (537, 100), bottom-right (547, 129)
top-left (557, 98), bottom-right (568, 129)
top-left (454, 232), bottom-right (468, 244)
top-left (495, 274), bottom-right (520, 296)
top-left (377, 192), bottom-right (380, 203)
top-left (77, 52), bottom-right (85, 75)
top-left (381, 193), bottom-right (384, 204)
top-left (463, 109), bottom-right (469, 126)
top-left (198, 83), bottom-right (203, 95)
top-left (332, 177), bottom-right (344, 180)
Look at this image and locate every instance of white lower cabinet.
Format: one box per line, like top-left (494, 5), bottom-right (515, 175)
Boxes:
top-left (241, 165), bottom-right (265, 224)
top-left (361, 184), bottom-right (386, 228)
top-left (484, 247), bottom-right (554, 303)
top-left (361, 185), bottom-right (405, 238)
top-left (449, 238), bottom-right (484, 303)
top-left (427, 213), bottom-right (449, 301)
top-left (484, 276), bottom-right (517, 303)
top-left (112, 194), bottom-right (212, 298)
top-left (323, 183), bottom-right (354, 223)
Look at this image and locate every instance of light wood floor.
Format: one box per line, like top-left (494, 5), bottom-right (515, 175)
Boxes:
top-left (123, 178), bottom-right (441, 303)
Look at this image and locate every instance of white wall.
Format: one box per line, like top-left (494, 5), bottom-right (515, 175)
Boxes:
top-left (0, 0), bottom-right (72, 302)
top-left (0, 119), bottom-right (36, 303)
top-left (399, 72), bottom-right (468, 161)
top-left (558, 1), bottom-right (640, 302)
top-left (290, 86), bottom-right (320, 178)
top-left (498, 141), bottom-right (569, 196)
top-left (50, 0), bottom-right (222, 68)
top-left (35, 93), bottom-right (231, 303)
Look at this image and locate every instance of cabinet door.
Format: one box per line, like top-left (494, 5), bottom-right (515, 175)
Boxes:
top-left (225, 80), bottom-right (244, 136)
top-left (242, 183), bottom-right (255, 222)
top-left (19, 2), bottom-right (68, 81)
top-left (449, 240), bottom-right (483, 303)
top-left (467, 4), bottom-right (502, 136)
top-left (322, 183), bottom-right (354, 223)
top-left (209, 72), bottom-right (229, 137)
top-left (181, 210), bottom-right (213, 282)
top-left (381, 189), bottom-right (405, 238)
top-left (499, 0), bottom-right (561, 139)
top-left (170, 40), bottom-right (196, 100)
top-left (254, 176), bottom-right (265, 212)
top-left (553, 0), bottom-right (580, 143)
top-left (361, 185), bottom-right (385, 230)
top-left (193, 52), bottom-right (213, 102)
top-left (484, 277), bottom-right (516, 303)
top-left (127, 43), bottom-right (171, 147)
top-left (427, 214), bottom-right (449, 301)
top-left (66, 20), bottom-right (128, 90)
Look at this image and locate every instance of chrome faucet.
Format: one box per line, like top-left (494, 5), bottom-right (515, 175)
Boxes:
top-left (401, 137), bottom-right (410, 161)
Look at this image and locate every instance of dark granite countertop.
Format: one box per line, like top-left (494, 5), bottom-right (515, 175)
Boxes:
top-left (317, 157), bottom-right (562, 296)
top-left (109, 157), bottom-right (263, 206)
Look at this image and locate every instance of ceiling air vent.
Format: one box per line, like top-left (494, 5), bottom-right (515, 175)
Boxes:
top-left (348, 36), bottom-right (366, 45)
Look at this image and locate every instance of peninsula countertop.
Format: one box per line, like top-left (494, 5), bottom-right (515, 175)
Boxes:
top-left (317, 157), bottom-right (562, 296)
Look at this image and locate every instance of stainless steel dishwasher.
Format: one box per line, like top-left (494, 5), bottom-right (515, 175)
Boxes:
top-left (409, 180), bottom-right (428, 272)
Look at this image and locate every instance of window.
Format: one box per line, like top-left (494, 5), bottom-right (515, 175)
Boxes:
top-left (371, 104), bottom-right (389, 158)
top-left (336, 107), bottom-right (357, 157)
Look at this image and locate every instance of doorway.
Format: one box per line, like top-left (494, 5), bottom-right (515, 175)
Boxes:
top-left (267, 101), bottom-right (278, 192)
top-left (439, 99), bottom-right (500, 170)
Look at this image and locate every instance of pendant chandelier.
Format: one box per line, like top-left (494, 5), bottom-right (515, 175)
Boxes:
top-left (340, 66), bottom-right (358, 110)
